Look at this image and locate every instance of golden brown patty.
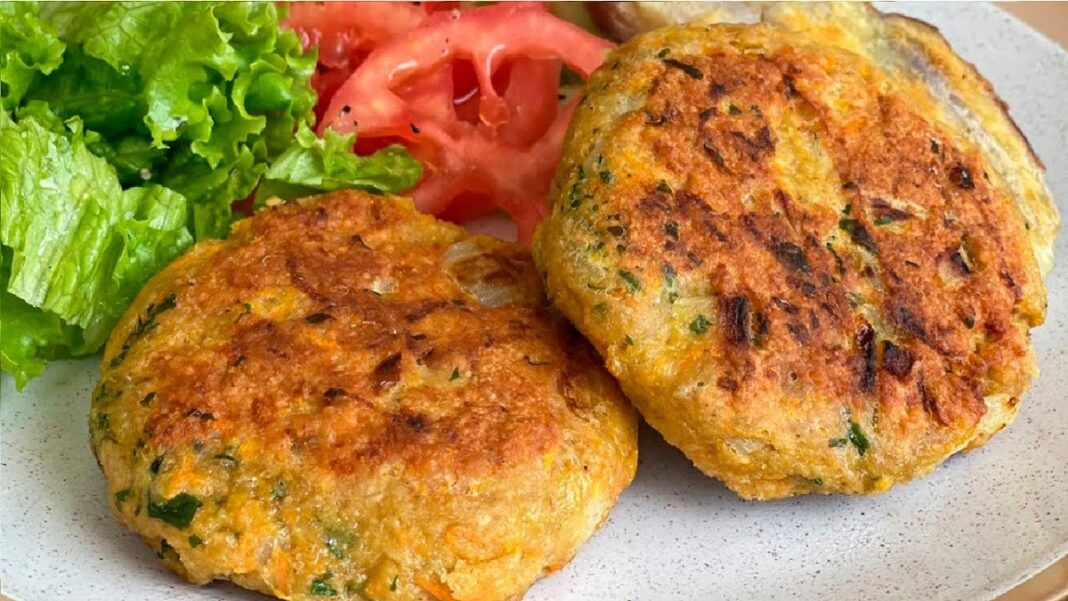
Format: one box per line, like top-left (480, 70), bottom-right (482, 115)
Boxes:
top-left (90, 191), bottom-right (638, 600)
top-left (534, 20), bottom-right (1056, 499)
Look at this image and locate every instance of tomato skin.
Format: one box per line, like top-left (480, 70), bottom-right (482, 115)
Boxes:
top-left (319, 3), bottom-right (612, 243)
top-left (284, 2), bottom-right (428, 66)
top-left (321, 4), bottom-right (609, 139)
top-left (284, 2), bottom-right (431, 122)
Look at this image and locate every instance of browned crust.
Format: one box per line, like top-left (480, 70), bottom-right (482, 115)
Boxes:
top-left (90, 191), bottom-right (639, 601)
top-left (97, 191), bottom-right (628, 479)
top-left (584, 2), bottom-right (1047, 174)
top-left (623, 44), bottom-right (1024, 425)
top-left (536, 23), bottom-right (1041, 496)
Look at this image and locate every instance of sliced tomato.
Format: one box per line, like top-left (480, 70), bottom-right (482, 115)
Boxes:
top-left (319, 3), bottom-right (612, 243)
top-left (284, 2), bottom-right (425, 67)
top-left (284, 2), bottom-right (434, 122)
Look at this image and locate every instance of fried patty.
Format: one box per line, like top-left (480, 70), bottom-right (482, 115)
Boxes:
top-left (90, 191), bottom-right (638, 600)
top-left (534, 15), bottom-right (1057, 499)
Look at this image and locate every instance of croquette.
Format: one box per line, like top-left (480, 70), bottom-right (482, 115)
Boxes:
top-left (534, 8), bottom-right (1057, 499)
top-left (90, 190), bottom-right (638, 600)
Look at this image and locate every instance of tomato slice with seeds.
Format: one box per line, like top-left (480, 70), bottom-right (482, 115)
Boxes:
top-left (318, 2), bottom-right (612, 243)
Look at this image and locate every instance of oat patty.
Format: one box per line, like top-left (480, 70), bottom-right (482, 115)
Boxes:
top-left (534, 19), bottom-right (1056, 499)
top-left (91, 190), bottom-right (638, 600)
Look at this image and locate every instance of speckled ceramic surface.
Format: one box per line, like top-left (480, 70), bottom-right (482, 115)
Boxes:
top-left (2, 3), bottom-right (1066, 600)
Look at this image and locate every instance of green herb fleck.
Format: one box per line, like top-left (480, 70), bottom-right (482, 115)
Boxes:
top-left (599, 169), bottom-right (613, 184)
top-left (843, 204), bottom-right (852, 215)
top-left (826, 242), bottom-right (845, 275)
top-left (662, 58), bottom-right (703, 79)
top-left (111, 294), bottom-right (178, 367)
top-left (829, 438), bottom-right (848, 448)
top-left (449, 368), bottom-right (461, 381)
top-left (804, 477), bottom-right (824, 487)
top-left (656, 48), bottom-right (670, 58)
top-left (930, 138), bottom-right (940, 153)
top-left (662, 264), bottom-right (677, 286)
top-left (310, 572), bottom-right (338, 596)
top-left (656, 180), bottom-right (672, 193)
top-left (188, 535), bottom-right (203, 548)
top-left (847, 420), bottom-right (870, 455)
top-left (150, 455), bottom-right (165, 475)
top-left (587, 241), bottom-right (605, 252)
top-left (874, 216), bottom-right (895, 226)
top-left (115, 488), bottom-right (132, 503)
top-left (618, 270), bottom-right (641, 292)
top-left (592, 302), bottom-right (609, 318)
top-left (568, 183), bottom-right (585, 209)
top-left (664, 221), bottom-right (679, 240)
top-left (96, 413), bottom-right (109, 430)
top-left (607, 225), bottom-right (626, 237)
top-left (728, 103), bottom-right (741, 115)
top-left (689, 315), bottom-right (711, 335)
top-left (271, 480), bottom-right (287, 501)
top-left (839, 218), bottom-right (878, 254)
top-left (148, 493), bottom-right (202, 529)
top-left (568, 165), bottom-right (587, 209)
top-left (963, 315), bottom-right (975, 328)
top-left (157, 539), bottom-right (179, 562)
top-left (624, 335), bottom-right (634, 346)
top-left (663, 264), bottom-right (680, 303)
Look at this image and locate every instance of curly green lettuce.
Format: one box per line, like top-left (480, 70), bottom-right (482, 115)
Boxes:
top-left (0, 2), bottom-right (421, 389)
top-left (0, 112), bottom-right (192, 388)
top-left (258, 123), bottom-right (422, 202)
top-left (28, 1), bottom-right (320, 239)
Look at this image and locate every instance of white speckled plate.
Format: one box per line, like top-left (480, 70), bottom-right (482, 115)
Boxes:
top-left (2, 3), bottom-right (1066, 600)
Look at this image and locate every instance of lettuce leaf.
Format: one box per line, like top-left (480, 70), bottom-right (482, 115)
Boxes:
top-left (31, 2), bottom-right (319, 239)
top-left (0, 2), bottom-right (65, 110)
top-left (0, 247), bottom-right (86, 389)
top-left (0, 113), bottom-right (193, 367)
top-left (258, 124), bottom-right (423, 202)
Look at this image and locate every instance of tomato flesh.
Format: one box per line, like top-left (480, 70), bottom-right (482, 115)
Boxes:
top-left (307, 2), bottom-right (612, 243)
top-left (285, 2), bottom-right (430, 122)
